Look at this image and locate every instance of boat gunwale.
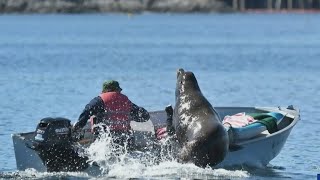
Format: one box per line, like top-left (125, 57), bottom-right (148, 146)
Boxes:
top-left (148, 106), bottom-right (300, 146)
top-left (12, 106), bottom-right (300, 147)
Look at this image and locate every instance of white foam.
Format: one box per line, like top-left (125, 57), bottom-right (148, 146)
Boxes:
top-left (84, 129), bottom-right (249, 179)
top-left (85, 126), bottom-right (132, 174)
top-left (11, 168), bottom-right (89, 179)
top-left (142, 161), bottom-right (249, 179)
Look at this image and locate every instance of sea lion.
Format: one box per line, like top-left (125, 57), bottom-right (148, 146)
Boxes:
top-left (167, 68), bottom-right (229, 167)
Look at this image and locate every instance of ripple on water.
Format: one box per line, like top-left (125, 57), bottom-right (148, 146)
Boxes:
top-left (0, 169), bottom-right (90, 180)
top-left (0, 14), bottom-right (319, 180)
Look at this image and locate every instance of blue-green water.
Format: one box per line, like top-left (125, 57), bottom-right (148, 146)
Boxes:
top-left (0, 13), bottom-right (319, 179)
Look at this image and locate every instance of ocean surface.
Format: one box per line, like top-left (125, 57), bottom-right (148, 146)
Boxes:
top-left (0, 13), bottom-right (319, 179)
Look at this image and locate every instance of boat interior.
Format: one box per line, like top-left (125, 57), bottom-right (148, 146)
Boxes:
top-left (15, 106), bottom-right (298, 151)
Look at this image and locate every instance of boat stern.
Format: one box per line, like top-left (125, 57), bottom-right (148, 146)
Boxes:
top-left (12, 133), bottom-right (47, 172)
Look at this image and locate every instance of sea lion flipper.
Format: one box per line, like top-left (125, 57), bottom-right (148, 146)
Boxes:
top-left (165, 105), bottom-right (175, 135)
top-left (165, 105), bottom-right (173, 117)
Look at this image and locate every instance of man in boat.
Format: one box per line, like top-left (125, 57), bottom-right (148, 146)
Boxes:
top-left (73, 80), bottom-right (150, 148)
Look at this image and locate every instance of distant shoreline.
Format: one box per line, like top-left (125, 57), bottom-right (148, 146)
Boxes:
top-left (0, 0), bottom-right (232, 14)
top-left (0, 0), bottom-right (320, 14)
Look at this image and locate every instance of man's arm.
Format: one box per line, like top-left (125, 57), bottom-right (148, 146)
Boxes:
top-left (130, 103), bottom-right (150, 122)
top-left (73, 96), bottom-right (104, 131)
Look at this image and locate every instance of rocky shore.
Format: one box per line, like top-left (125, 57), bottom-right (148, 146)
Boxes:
top-left (0, 0), bottom-right (232, 13)
top-left (1, 0), bottom-right (319, 14)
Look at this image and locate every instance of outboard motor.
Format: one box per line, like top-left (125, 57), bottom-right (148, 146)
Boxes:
top-left (34, 117), bottom-right (72, 146)
top-left (31, 117), bottom-right (88, 172)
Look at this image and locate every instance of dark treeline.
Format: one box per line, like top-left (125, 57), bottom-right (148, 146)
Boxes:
top-left (225, 0), bottom-right (320, 11)
top-left (0, 0), bottom-right (319, 13)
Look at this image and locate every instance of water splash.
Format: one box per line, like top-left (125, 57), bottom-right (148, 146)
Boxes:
top-left (2, 130), bottom-right (249, 179)
top-left (143, 162), bottom-right (250, 179)
top-left (85, 126), bottom-right (133, 174)
top-left (85, 127), bottom-right (249, 179)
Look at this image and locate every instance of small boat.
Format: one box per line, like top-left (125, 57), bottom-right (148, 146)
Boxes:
top-left (12, 105), bottom-right (300, 172)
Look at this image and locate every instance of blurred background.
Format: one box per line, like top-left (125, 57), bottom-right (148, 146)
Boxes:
top-left (0, 0), bottom-right (319, 179)
top-left (0, 0), bottom-right (320, 13)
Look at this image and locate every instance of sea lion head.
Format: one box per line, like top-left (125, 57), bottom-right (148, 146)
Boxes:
top-left (175, 68), bottom-right (201, 98)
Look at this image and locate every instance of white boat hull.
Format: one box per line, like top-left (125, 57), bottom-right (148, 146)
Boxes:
top-left (12, 106), bottom-right (299, 172)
